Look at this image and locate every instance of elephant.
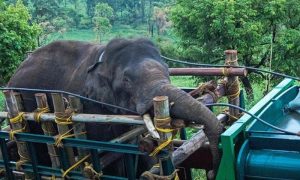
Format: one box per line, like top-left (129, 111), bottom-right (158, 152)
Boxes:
top-left (7, 38), bottom-right (223, 179)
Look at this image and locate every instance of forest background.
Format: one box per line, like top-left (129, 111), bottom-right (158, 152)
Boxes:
top-left (1, 0), bottom-right (300, 102)
top-left (0, 0), bottom-right (300, 178)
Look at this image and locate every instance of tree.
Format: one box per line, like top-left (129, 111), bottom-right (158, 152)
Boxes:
top-left (0, 0), bottom-right (40, 84)
top-left (171, 0), bottom-right (300, 99)
top-left (93, 3), bottom-right (113, 43)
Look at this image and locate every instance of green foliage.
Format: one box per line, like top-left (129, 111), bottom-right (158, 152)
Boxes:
top-left (171, 0), bottom-right (300, 78)
top-left (0, 0), bottom-right (40, 83)
top-left (93, 3), bottom-right (113, 43)
top-left (0, 92), bottom-right (3, 111)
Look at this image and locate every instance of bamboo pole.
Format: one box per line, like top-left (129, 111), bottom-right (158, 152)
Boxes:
top-left (4, 91), bottom-right (33, 179)
top-left (51, 93), bottom-right (76, 166)
top-left (35, 93), bottom-right (60, 168)
top-left (153, 96), bottom-right (174, 175)
top-left (225, 50), bottom-right (240, 118)
top-left (153, 96), bottom-right (172, 142)
top-left (68, 96), bottom-right (88, 170)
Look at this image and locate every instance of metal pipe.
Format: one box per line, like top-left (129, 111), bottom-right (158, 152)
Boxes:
top-left (0, 112), bottom-right (144, 125)
top-left (169, 68), bottom-right (247, 77)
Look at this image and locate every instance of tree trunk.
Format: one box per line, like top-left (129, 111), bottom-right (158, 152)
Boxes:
top-left (241, 76), bottom-right (254, 100)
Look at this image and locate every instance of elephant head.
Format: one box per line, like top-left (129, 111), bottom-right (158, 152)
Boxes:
top-left (85, 38), bottom-right (223, 179)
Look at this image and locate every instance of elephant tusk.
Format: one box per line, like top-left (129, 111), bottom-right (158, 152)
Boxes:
top-left (143, 114), bottom-right (160, 139)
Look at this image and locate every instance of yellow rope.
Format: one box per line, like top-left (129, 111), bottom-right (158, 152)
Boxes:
top-left (154, 117), bottom-right (172, 122)
top-left (84, 162), bottom-right (103, 179)
top-left (55, 115), bottom-right (73, 125)
top-left (54, 128), bottom-right (86, 147)
top-left (149, 137), bottom-right (172, 156)
top-left (155, 127), bottom-right (174, 133)
top-left (62, 154), bottom-right (90, 178)
top-left (222, 68), bottom-right (229, 77)
top-left (9, 124), bottom-right (26, 140)
top-left (16, 153), bottom-right (30, 170)
top-left (227, 87), bottom-right (240, 101)
top-left (9, 112), bottom-right (24, 124)
top-left (34, 107), bottom-right (50, 123)
top-left (150, 116), bottom-right (178, 156)
top-left (141, 169), bottom-right (180, 180)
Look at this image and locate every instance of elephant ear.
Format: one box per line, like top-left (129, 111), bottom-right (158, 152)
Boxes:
top-left (84, 67), bottom-right (117, 113)
top-left (87, 51), bottom-right (105, 73)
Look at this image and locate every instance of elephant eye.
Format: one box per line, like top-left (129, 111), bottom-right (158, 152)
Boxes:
top-left (123, 76), bottom-right (132, 88)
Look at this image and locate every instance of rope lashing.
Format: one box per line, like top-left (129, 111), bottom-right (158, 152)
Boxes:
top-left (219, 78), bottom-right (240, 101)
top-left (9, 125), bottom-right (26, 140)
top-left (16, 152), bottom-right (30, 170)
top-left (54, 128), bottom-right (86, 148)
top-left (9, 112), bottom-right (25, 140)
top-left (226, 79), bottom-right (240, 101)
top-left (55, 112), bottom-right (73, 125)
top-left (34, 107), bottom-right (50, 123)
top-left (196, 82), bottom-right (218, 103)
top-left (84, 162), bottom-right (103, 179)
top-left (9, 112), bottom-right (24, 124)
top-left (149, 137), bottom-right (173, 156)
top-left (222, 68), bottom-right (230, 76)
top-left (62, 154), bottom-right (91, 178)
top-left (150, 117), bottom-right (178, 156)
top-left (141, 169), bottom-right (180, 180)
top-left (222, 110), bottom-right (243, 123)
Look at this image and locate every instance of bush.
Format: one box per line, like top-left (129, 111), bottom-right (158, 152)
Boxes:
top-left (79, 16), bottom-right (92, 29)
top-left (0, 0), bottom-right (40, 83)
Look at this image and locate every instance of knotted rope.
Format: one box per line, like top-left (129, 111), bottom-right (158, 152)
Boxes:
top-left (141, 169), bottom-right (179, 180)
top-left (54, 127), bottom-right (86, 148)
top-left (34, 107), bottom-right (50, 123)
top-left (83, 162), bottom-right (103, 180)
top-left (150, 117), bottom-right (178, 157)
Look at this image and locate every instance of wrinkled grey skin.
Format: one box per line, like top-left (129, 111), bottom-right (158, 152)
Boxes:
top-left (7, 38), bottom-right (223, 179)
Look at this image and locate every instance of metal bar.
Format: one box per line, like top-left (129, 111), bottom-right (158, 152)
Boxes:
top-left (0, 132), bottom-right (144, 155)
top-left (0, 112), bottom-right (145, 125)
top-left (125, 154), bottom-right (135, 180)
top-left (169, 68), bottom-right (247, 77)
top-left (91, 149), bottom-right (101, 172)
top-left (27, 142), bottom-right (41, 180)
top-left (0, 139), bottom-right (13, 179)
top-left (0, 161), bottom-right (127, 180)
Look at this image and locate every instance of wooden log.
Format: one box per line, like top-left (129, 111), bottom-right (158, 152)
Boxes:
top-left (68, 96), bottom-right (88, 170)
top-left (169, 68), bottom-right (247, 77)
top-left (51, 93), bottom-right (75, 166)
top-left (35, 93), bottom-right (60, 168)
top-left (0, 112), bottom-right (144, 125)
top-left (153, 96), bottom-right (172, 141)
top-left (225, 50), bottom-right (240, 118)
top-left (172, 130), bottom-right (206, 165)
top-left (153, 96), bottom-right (174, 176)
top-left (3, 90), bottom-right (33, 179)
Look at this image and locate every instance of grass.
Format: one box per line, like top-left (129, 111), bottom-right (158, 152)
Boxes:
top-left (45, 25), bottom-right (150, 44)
top-left (170, 76), bottom-right (196, 87)
top-left (0, 92), bottom-right (4, 111)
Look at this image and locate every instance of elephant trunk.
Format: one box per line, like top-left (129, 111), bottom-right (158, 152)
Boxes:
top-left (138, 83), bottom-right (223, 179)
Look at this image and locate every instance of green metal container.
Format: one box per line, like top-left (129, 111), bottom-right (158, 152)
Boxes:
top-left (237, 86), bottom-right (300, 179)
